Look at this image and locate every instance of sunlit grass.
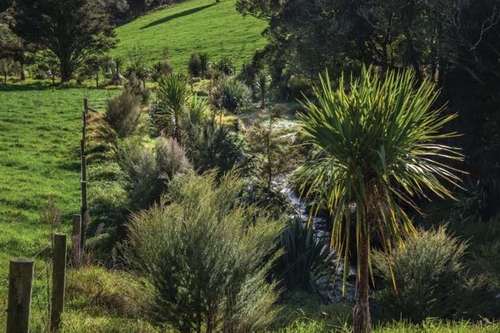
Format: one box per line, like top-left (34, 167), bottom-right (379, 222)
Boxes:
top-left (110, 0), bottom-right (267, 71)
top-left (0, 84), bottom-right (114, 331)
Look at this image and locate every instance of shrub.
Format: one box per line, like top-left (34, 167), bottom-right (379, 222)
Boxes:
top-left (213, 55), bottom-right (236, 76)
top-left (211, 77), bottom-right (251, 113)
top-left (236, 62), bottom-right (258, 87)
top-left (122, 172), bottom-right (283, 333)
top-left (124, 72), bottom-right (151, 105)
top-left (187, 122), bottom-right (252, 178)
top-left (150, 60), bottom-right (173, 82)
top-left (188, 52), bottom-right (210, 78)
top-left (152, 73), bottom-right (190, 141)
top-left (372, 227), bottom-right (495, 322)
top-left (100, 89), bottom-right (142, 148)
top-left (272, 218), bottom-right (334, 292)
top-left (117, 137), bottom-right (192, 210)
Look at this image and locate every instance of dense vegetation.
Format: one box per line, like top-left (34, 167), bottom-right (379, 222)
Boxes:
top-left (1, 0), bottom-right (500, 332)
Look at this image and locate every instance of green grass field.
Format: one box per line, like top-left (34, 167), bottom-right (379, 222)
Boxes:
top-left (110, 0), bottom-right (267, 71)
top-left (0, 83), bottom-right (114, 331)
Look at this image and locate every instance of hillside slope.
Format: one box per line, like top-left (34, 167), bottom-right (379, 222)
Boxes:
top-left (110, 0), bottom-right (267, 72)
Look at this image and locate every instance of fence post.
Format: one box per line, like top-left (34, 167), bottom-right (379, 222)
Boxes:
top-left (7, 258), bottom-right (34, 333)
top-left (81, 155), bottom-right (87, 182)
top-left (80, 181), bottom-right (87, 252)
top-left (72, 214), bottom-right (82, 268)
top-left (83, 99), bottom-right (88, 135)
top-left (51, 233), bottom-right (67, 332)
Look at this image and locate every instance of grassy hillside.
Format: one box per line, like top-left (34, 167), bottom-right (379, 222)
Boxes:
top-left (110, 0), bottom-right (267, 72)
top-left (0, 84), bottom-right (114, 331)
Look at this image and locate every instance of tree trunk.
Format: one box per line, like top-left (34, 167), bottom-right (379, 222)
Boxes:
top-left (60, 58), bottom-right (72, 83)
top-left (353, 228), bottom-right (372, 333)
top-left (20, 63), bottom-right (26, 81)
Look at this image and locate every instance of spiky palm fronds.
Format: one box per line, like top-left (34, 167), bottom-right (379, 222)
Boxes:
top-left (297, 65), bottom-right (463, 333)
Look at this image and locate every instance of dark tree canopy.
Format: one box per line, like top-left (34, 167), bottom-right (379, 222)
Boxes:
top-left (10, 0), bottom-right (116, 82)
top-left (237, 0), bottom-right (500, 84)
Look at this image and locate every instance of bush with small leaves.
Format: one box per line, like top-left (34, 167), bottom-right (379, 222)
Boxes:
top-left (122, 172), bottom-right (283, 333)
top-left (373, 226), bottom-right (496, 322)
top-left (117, 137), bottom-right (192, 210)
top-left (124, 72), bottom-right (151, 105)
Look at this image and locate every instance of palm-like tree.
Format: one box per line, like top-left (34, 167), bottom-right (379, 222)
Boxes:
top-left (156, 73), bottom-right (190, 143)
top-left (297, 66), bottom-right (463, 333)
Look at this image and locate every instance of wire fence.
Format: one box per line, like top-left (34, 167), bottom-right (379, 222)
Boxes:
top-left (0, 234), bottom-right (65, 332)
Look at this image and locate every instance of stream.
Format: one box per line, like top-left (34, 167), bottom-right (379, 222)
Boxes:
top-left (273, 173), bottom-right (357, 302)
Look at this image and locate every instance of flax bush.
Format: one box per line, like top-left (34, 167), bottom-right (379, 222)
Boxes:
top-left (211, 77), bottom-right (251, 113)
top-left (122, 172), bottom-right (283, 333)
top-left (272, 218), bottom-right (333, 292)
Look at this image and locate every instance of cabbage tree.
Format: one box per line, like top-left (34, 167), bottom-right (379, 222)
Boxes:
top-left (297, 66), bottom-right (463, 333)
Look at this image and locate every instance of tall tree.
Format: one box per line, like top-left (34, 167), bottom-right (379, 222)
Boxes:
top-left (297, 66), bottom-right (462, 333)
top-left (10, 0), bottom-right (116, 83)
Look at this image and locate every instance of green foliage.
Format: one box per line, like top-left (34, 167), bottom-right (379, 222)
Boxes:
top-left (11, 0), bottom-right (116, 82)
top-left (255, 71), bottom-right (270, 108)
top-left (101, 89), bottom-right (142, 147)
top-left (187, 122), bottom-right (252, 179)
top-left (297, 66), bottom-right (462, 332)
top-left (237, 61), bottom-right (259, 87)
top-left (213, 55), bottom-right (236, 76)
top-left (117, 136), bottom-right (192, 210)
top-left (373, 227), bottom-right (495, 322)
top-left (153, 72), bottom-right (190, 141)
top-left (124, 72), bottom-right (151, 105)
top-left (122, 172), bottom-right (283, 333)
top-left (188, 52), bottom-right (210, 78)
top-left (248, 109), bottom-right (302, 192)
top-left (272, 218), bottom-right (334, 292)
top-left (211, 77), bottom-right (251, 113)
top-left (66, 266), bottom-right (152, 318)
top-left (473, 240), bottom-right (500, 290)
top-left (150, 60), bottom-right (172, 82)
top-left (375, 319), bottom-right (500, 333)
top-left (273, 291), bottom-right (353, 333)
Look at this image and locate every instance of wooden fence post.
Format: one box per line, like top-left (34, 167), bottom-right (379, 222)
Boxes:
top-left (81, 155), bottom-right (87, 182)
top-left (80, 139), bottom-right (85, 157)
top-left (51, 233), bottom-right (67, 332)
top-left (7, 259), bottom-right (34, 333)
top-left (72, 214), bottom-right (82, 268)
top-left (80, 181), bottom-right (87, 252)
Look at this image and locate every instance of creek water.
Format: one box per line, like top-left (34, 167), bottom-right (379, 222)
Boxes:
top-left (273, 173), bottom-right (357, 302)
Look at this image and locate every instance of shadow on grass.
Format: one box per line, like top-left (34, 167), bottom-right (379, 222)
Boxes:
top-left (0, 81), bottom-right (103, 92)
top-left (141, 3), bottom-right (217, 30)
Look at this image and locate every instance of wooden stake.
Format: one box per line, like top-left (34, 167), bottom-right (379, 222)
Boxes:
top-left (51, 233), bottom-right (67, 332)
top-left (7, 259), bottom-right (34, 333)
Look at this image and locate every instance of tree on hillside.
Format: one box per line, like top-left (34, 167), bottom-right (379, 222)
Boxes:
top-left (297, 66), bottom-right (463, 333)
top-left (10, 0), bottom-right (116, 83)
